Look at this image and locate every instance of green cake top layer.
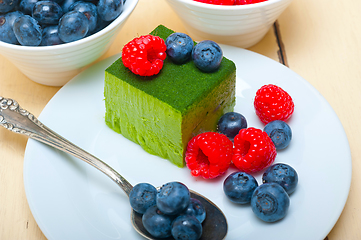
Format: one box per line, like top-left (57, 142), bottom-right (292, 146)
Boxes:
top-left (105, 25), bottom-right (236, 115)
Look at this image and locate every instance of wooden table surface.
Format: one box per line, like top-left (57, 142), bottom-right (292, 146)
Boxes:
top-left (1, 0), bottom-right (360, 239)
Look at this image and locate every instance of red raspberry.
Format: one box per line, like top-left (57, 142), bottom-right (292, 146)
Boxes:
top-left (194, 0), bottom-right (235, 5)
top-left (254, 84), bottom-right (294, 124)
top-left (232, 127), bottom-right (276, 173)
top-left (185, 132), bottom-right (233, 179)
top-left (234, 0), bottom-right (266, 5)
top-left (121, 35), bottom-right (166, 76)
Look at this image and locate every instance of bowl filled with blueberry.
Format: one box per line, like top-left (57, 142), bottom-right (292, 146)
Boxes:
top-left (0, 0), bottom-right (138, 86)
top-left (165, 0), bottom-right (294, 48)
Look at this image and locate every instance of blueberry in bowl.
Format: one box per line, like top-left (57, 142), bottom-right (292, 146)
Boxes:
top-left (0, 0), bottom-right (138, 86)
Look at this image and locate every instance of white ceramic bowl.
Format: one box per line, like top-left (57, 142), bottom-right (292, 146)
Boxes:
top-left (165, 0), bottom-right (293, 48)
top-left (0, 0), bottom-right (138, 86)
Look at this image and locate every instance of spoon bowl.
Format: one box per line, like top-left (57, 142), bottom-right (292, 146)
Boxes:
top-left (0, 96), bottom-right (228, 240)
top-left (132, 190), bottom-right (227, 240)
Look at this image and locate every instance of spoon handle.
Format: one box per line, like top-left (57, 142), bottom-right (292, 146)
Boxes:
top-left (0, 96), bottom-right (133, 196)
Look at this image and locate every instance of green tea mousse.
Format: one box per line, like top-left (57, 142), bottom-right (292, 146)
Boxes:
top-left (104, 25), bottom-right (236, 167)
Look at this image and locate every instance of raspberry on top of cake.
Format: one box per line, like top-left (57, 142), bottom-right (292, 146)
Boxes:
top-left (104, 25), bottom-right (236, 167)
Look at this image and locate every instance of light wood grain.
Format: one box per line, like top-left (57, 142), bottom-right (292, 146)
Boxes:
top-left (1, 0), bottom-right (359, 239)
top-left (278, 0), bottom-right (361, 239)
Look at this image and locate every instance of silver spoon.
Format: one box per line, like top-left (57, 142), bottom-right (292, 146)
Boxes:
top-left (0, 96), bottom-right (227, 240)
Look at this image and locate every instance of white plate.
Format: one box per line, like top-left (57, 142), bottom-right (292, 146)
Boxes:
top-left (23, 45), bottom-right (352, 240)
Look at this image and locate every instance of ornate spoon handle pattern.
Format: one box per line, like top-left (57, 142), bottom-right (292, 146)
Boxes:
top-left (0, 96), bottom-right (133, 196)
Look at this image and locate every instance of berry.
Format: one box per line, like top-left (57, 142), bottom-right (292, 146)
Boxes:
top-left (129, 183), bottom-right (157, 214)
top-left (122, 35), bottom-right (167, 76)
top-left (157, 182), bottom-right (190, 215)
top-left (235, 0), bottom-right (267, 4)
top-left (0, 0), bottom-right (18, 13)
top-left (194, 0), bottom-right (235, 5)
top-left (97, 0), bottom-right (123, 21)
top-left (185, 132), bottom-right (233, 179)
top-left (180, 198), bottom-right (206, 223)
top-left (40, 25), bottom-right (64, 46)
top-left (32, 1), bottom-right (63, 25)
top-left (0, 11), bottom-right (23, 44)
top-left (192, 40), bottom-right (223, 72)
top-left (69, 1), bottom-right (97, 33)
top-left (223, 171), bottom-right (258, 204)
top-left (232, 127), bottom-right (277, 173)
top-left (254, 84), bottom-right (294, 124)
top-left (142, 205), bottom-right (173, 238)
top-left (171, 215), bottom-right (202, 240)
top-left (13, 15), bottom-right (42, 46)
top-left (217, 112), bottom-right (247, 141)
top-left (262, 163), bottom-right (298, 195)
top-left (58, 10), bottom-right (89, 43)
top-left (19, 0), bottom-right (38, 15)
top-left (165, 32), bottom-right (194, 64)
top-left (251, 183), bottom-right (290, 222)
top-left (92, 17), bottom-right (111, 34)
top-left (264, 120), bottom-right (292, 150)
top-left (60, 0), bottom-right (77, 13)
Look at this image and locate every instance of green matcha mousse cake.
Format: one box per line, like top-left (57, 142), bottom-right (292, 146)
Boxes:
top-left (104, 25), bottom-right (236, 168)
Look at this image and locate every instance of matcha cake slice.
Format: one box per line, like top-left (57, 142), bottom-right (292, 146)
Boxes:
top-left (104, 25), bottom-right (236, 167)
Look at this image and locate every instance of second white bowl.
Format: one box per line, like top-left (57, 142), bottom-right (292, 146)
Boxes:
top-left (165, 0), bottom-right (293, 48)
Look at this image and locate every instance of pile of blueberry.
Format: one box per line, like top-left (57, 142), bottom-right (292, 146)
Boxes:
top-left (129, 181), bottom-right (206, 240)
top-left (217, 111), bottom-right (297, 222)
top-left (0, 0), bottom-right (125, 46)
top-left (166, 32), bottom-right (223, 73)
top-left (223, 163), bottom-right (298, 222)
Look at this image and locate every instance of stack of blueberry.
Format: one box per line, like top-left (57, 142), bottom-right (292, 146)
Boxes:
top-left (223, 163), bottom-right (298, 223)
top-left (165, 32), bottom-right (223, 73)
top-left (218, 112), bottom-right (298, 222)
top-left (129, 181), bottom-right (206, 240)
top-left (0, 0), bottom-right (125, 46)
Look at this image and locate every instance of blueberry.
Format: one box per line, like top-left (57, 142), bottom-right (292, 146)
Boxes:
top-left (4, 10), bottom-right (23, 25)
top-left (40, 25), bottom-right (64, 46)
top-left (192, 40), bottom-right (223, 72)
top-left (58, 10), bottom-right (89, 43)
top-left (129, 183), bottom-right (157, 214)
top-left (19, 0), bottom-right (39, 15)
top-left (171, 215), bottom-right (202, 240)
top-left (32, 1), bottom-right (63, 25)
top-left (223, 171), bottom-right (258, 204)
top-left (61, 0), bottom-right (78, 13)
top-left (92, 17), bottom-right (110, 33)
top-left (69, 1), bottom-right (97, 32)
top-left (97, 0), bottom-right (123, 21)
top-left (217, 112), bottom-right (247, 140)
top-left (262, 163), bottom-right (298, 195)
top-left (0, 0), bottom-right (19, 13)
top-left (0, 11), bottom-right (23, 44)
top-left (180, 198), bottom-right (206, 223)
top-left (165, 32), bottom-right (194, 64)
top-left (264, 120), bottom-right (292, 150)
top-left (13, 15), bottom-right (42, 46)
top-left (142, 205), bottom-right (173, 238)
top-left (251, 183), bottom-right (290, 222)
top-left (156, 181), bottom-right (190, 215)
top-left (51, 0), bottom-right (65, 5)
